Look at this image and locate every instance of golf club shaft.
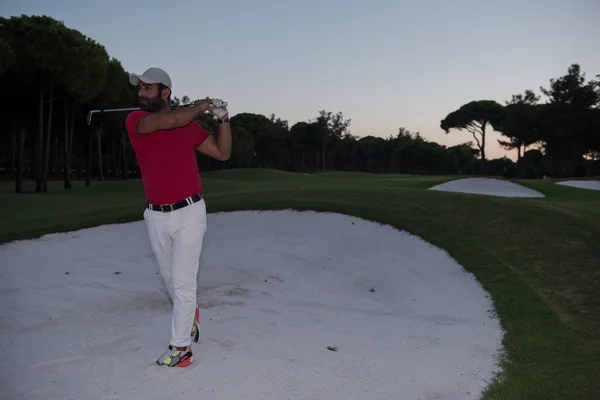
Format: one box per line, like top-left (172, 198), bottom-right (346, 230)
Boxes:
top-left (87, 107), bottom-right (139, 126)
top-left (86, 105), bottom-right (189, 126)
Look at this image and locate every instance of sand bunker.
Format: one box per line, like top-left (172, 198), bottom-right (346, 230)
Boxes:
top-left (556, 180), bottom-right (600, 191)
top-left (429, 177), bottom-right (545, 198)
top-left (0, 210), bottom-right (504, 400)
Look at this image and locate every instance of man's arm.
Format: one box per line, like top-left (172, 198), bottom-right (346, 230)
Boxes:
top-left (196, 118), bottom-right (232, 161)
top-left (136, 99), bottom-right (212, 134)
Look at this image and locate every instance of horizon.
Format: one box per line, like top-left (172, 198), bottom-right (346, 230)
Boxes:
top-left (2, 0), bottom-right (599, 162)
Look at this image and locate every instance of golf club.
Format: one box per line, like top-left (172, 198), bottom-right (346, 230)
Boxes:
top-left (86, 100), bottom-right (214, 126)
top-left (87, 107), bottom-right (141, 126)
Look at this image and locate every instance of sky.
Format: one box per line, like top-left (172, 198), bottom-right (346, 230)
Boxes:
top-left (2, 0), bottom-right (599, 160)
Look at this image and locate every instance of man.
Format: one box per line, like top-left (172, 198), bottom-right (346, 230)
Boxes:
top-left (124, 67), bottom-right (231, 367)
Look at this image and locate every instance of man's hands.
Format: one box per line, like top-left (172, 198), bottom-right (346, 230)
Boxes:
top-left (208, 98), bottom-right (229, 119)
top-left (195, 97), bottom-right (232, 161)
top-left (191, 96), bottom-right (228, 119)
top-left (193, 97), bottom-right (214, 113)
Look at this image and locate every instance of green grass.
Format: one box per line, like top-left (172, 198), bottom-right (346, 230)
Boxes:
top-left (1, 170), bottom-right (599, 399)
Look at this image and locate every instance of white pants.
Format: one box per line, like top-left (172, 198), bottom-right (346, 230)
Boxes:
top-left (143, 198), bottom-right (207, 347)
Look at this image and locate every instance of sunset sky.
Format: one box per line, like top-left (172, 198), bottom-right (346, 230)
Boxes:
top-left (3, 0), bottom-right (599, 160)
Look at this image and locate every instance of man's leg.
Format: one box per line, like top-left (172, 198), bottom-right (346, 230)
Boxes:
top-left (144, 208), bottom-right (175, 301)
top-left (169, 200), bottom-right (207, 349)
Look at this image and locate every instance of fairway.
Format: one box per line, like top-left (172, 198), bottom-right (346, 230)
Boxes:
top-left (1, 170), bottom-right (599, 399)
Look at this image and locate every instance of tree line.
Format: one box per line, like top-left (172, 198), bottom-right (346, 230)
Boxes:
top-left (1, 15), bottom-right (598, 194)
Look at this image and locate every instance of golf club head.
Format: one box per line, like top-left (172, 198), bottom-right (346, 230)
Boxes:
top-left (87, 110), bottom-right (95, 126)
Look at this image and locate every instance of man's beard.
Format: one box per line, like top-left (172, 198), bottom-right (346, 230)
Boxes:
top-left (139, 95), bottom-right (166, 112)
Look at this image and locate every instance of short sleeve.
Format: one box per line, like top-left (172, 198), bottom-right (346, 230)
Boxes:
top-left (125, 110), bottom-right (149, 137)
top-left (191, 121), bottom-right (211, 147)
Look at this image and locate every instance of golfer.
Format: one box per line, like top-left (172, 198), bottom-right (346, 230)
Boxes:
top-left (125, 67), bottom-right (231, 367)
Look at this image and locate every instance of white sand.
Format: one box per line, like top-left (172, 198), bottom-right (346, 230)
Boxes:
top-left (0, 210), bottom-right (504, 400)
top-left (429, 177), bottom-right (545, 198)
top-left (556, 180), bottom-right (600, 191)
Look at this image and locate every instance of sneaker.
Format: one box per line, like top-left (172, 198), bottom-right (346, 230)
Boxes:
top-left (156, 345), bottom-right (193, 368)
top-left (191, 306), bottom-right (202, 343)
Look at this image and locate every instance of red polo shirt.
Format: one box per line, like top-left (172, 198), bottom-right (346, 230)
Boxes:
top-left (125, 110), bottom-right (210, 205)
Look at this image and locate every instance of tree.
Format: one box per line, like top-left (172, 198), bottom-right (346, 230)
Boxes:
top-left (537, 64), bottom-right (600, 176)
top-left (0, 37), bottom-right (15, 75)
top-left (86, 57), bottom-right (133, 183)
top-left (0, 34), bottom-right (23, 192)
top-left (448, 142), bottom-right (479, 175)
top-left (494, 90), bottom-right (540, 164)
top-left (584, 108), bottom-right (600, 159)
top-left (540, 64), bottom-right (599, 108)
top-left (440, 100), bottom-right (504, 174)
top-left (60, 32), bottom-right (110, 189)
top-left (289, 122), bottom-right (311, 171)
top-left (317, 110), bottom-right (351, 171)
top-left (229, 126), bottom-right (254, 168)
top-left (0, 15), bottom-right (104, 192)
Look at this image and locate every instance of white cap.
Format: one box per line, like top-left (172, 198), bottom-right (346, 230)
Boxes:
top-left (129, 67), bottom-right (172, 89)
